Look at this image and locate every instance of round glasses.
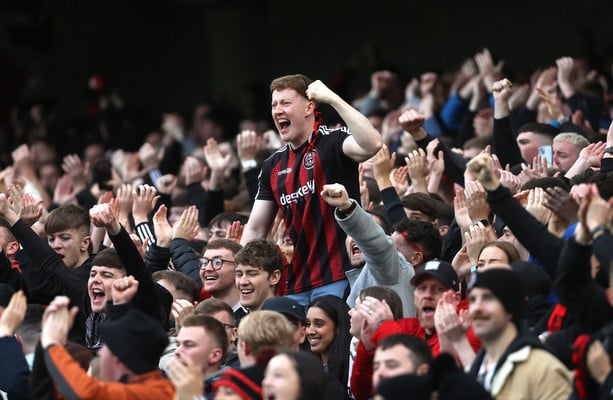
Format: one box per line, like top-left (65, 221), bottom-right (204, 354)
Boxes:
top-left (199, 257), bottom-right (236, 270)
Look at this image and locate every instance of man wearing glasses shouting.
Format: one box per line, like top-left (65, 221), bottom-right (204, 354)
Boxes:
top-left (198, 239), bottom-right (246, 322)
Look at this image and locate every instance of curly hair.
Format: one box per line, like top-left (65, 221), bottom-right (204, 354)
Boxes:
top-left (234, 239), bottom-right (284, 276)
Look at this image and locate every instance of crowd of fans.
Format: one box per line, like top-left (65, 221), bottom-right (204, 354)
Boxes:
top-left (2, 46), bottom-right (613, 399)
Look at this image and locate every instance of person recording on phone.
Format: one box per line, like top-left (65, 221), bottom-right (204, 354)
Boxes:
top-left (538, 145), bottom-right (553, 166)
top-left (551, 132), bottom-right (588, 173)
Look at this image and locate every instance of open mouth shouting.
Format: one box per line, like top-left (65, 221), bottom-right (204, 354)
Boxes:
top-left (350, 242), bottom-right (363, 260)
top-left (276, 118), bottom-right (291, 134)
top-left (89, 287), bottom-right (106, 311)
top-left (421, 306), bottom-right (436, 319)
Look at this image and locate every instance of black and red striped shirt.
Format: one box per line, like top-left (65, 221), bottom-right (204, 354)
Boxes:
top-left (256, 125), bottom-right (359, 294)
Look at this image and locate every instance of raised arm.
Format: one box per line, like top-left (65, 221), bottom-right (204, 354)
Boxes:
top-left (400, 109), bottom-right (468, 186)
top-left (321, 183), bottom-right (401, 287)
top-left (466, 153), bottom-right (563, 275)
top-left (0, 291), bottom-right (31, 399)
top-left (556, 57), bottom-right (575, 99)
top-left (170, 205), bottom-right (202, 285)
top-left (240, 199), bottom-right (277, 245)
top-left (236, 130), bottom-right (261, 202)
top-left (90, 204), bottom-right (162, 321)
top-left (306, 80), bottom-right (382, 162)
top-left (492, 78), bottom-right (525, 166)
top-left (1, 193), bottom-right (85, 307)
top-left (11, 144), bottom-right (51, 208)
top-left (144, 204), bottom-right (172, 273)
top-left (371, 145), bottom-right (407, 227)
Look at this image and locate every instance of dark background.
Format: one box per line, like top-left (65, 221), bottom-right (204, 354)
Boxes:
top-left (2, 0), bottom-right (613, 128)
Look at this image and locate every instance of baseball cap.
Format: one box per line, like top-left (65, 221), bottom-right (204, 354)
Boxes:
top-left (410, 260), bottom-right (459, 291)
top-left (261, 296), bottom-right (306, 323)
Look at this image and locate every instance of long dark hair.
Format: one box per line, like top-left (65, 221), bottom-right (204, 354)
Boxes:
top-left (308, 295), bottom-right (351, 387)
top-left (278, 351), bottom-right (328, 400)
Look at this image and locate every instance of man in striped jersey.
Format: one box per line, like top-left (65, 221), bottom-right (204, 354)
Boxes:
top-left (241, 74), bottom-right (381, 306)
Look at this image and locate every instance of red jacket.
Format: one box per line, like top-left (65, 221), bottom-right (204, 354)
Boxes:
top-left (45, 345), bottom-right (175, 399)
top-left (350, 317), bottom-right (482, 400)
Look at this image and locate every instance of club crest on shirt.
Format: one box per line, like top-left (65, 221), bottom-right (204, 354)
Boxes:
top-left (303, 150), bottom-right (316, 170)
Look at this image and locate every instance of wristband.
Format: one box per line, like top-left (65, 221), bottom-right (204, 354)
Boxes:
top-left (604, 147), bottom-right (613, 155)
top-left (590, 224), bottom-right (609, 238)
top-left (241, 159), bottom-right (257, 171)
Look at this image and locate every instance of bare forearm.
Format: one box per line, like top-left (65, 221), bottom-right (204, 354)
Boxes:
top-left (564, 157), bottom-right (590, 180)
top-left (90, 226), bottom-right (106, 253)
top-left (330, 97), bottom-right (381, 154)
top-left (412, 177), bottom-right (428, 193)
top-left (209, 169), bottom-right (224, 191)
top-left (559, 80), bottom-right (575, 99)
top-left (494, 99), bottom-right (510, 119)
top-left (450, 337), bottom-right (477, 367)
top-left (526, 91), bottom-right (540, 111)
top-left (427, 172), bottom-right (442, 194)
top-left (240, 224), bottom-right (267, 245)
top-left (373, 174), bottom-right (393, 191)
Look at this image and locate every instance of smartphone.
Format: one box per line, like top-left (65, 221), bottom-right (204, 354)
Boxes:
top-left (538, 145), bottom-right (553, 165)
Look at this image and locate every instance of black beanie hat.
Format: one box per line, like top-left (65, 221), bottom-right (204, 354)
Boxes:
top-left (470, 268), bottom-right (524, 328)
top-left (99, 308), bottom-right (168, 374)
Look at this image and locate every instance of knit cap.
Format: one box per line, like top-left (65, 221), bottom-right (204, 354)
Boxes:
top-left (99, 308), bottom-right (168, 374)
top-left (469, 268), bottom-right (524, 328)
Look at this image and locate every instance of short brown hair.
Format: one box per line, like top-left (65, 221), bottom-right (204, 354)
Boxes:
top-left (208, 212), bottom-right (249, 230)
top-left (195, 298), bottom-right (235, 325)
top-left (401, 193), bottom-right (438, 221)
top-left (359, 286), bottom-right (403, 320)
top-left (270, 74), bottom-right (313, 98)
top-left (182, 314), bottom-right (228, 356)
top-left (234, 239), bottom-right (284, 276)
top-left (479, 241), bottom-right (520, 264)
top-left (152, 270), bottom-right (199, 303)
top-left (45, 204), bottom-right (90, 236)
top-left (205, 239), bottom-right (242, 255)
top-left (91, 248), bottom-right (126, 272)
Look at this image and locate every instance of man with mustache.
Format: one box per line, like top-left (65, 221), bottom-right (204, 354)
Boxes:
top-left (466, 268), bottom-right (571, 399)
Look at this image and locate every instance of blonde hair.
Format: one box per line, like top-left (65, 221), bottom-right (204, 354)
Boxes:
top-left (237, 310), bottom-right (293, 355)
top-left (553, 132), bottom-right (589, 150)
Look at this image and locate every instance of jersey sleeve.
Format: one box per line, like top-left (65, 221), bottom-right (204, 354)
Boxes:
top-left (255, 159), bottom-right (275, 201)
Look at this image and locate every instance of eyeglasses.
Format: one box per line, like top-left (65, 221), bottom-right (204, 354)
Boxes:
top-left (199, 257), bottom-right (236, 270)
